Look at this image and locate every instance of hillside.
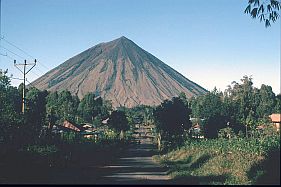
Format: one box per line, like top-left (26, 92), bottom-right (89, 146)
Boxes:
top-left (32, 36), bottom-right (207, 107)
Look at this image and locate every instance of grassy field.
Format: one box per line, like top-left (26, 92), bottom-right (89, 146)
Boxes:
top-left (154, 128), bottom-right (280, 185)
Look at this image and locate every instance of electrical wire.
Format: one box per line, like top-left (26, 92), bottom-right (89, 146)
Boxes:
top-left (0, 44), bottom-right (25, 59)
top-left (2, 37), bottom-right (34, 59)
top-left (1, 36), bottom-right (50, 70)
top-left (30, 71), bottom-right (40, 77)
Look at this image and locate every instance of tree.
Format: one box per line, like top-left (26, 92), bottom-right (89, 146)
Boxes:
top-left (46, 91), bottom-right (59, 134)
top-left (108, 110), bottom-right (129, 139)
top-left (273, 94), bottom-right (281, 113)
top-left (245, 0), bottom-right (281, 27)
top-left (191, 88), bottom-right (229, 138)
top-left (77, 93), bottom-right (105, 123)
top-left (57, 90), bottom-right (79, 122)
top-left (24, 88), bottom-right (48, 143)
top-left (78, 93), bottom-right (96, 123)
top-left (0, 70), bottom-right (23, 144)
top-left (256, 84), bottom-right (276, 118)
top-left (154, 96), bottom-right (192, 148)
top-left (100, 99), bottom-right (113, 120)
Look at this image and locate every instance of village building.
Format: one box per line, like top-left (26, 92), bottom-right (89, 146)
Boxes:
top-left (270, 114), bottom-right (281, 132)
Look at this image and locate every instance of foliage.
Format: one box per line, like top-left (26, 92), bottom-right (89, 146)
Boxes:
top-left (190, 75), bottom-right (279, 139)
top-left (25, 144), bottom-right (58, 156)
top-left (245, 0), bottom-right (281, 27)
top-left (190, 88), bottom-right (229, 138)
top-left (108, 110), bottom-right (130, 133)
top-left (155, 128), bottom-right (280, 185)
top-left (274, 94), bottom-right (281, 113)
top-left (124, 105), bottom-right (154, 128)
top-left (24, 88), bottom-right (48, 143)
top-left (78, 93), bottom-right (98, 123)
top-left (218, 127), bottom-right (237, 139)
top-left (57, 90), bottom-right (79, 122)
top-left (0, 70), bottom-right (23, 144)
top-left (154, 94), bottom-right (192, 148)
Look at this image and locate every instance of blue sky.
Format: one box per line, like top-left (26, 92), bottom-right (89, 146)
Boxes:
top-left (0, 0), bottom-right (280, 94)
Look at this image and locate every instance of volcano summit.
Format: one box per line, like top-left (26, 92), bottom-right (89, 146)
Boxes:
top-left (32, 36), bottom-right (207, 107)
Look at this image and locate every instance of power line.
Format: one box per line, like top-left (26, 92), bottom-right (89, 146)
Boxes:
top-left (25, 78), bottom-right (39, 89)
top-left (6, 54), bottom-right (16, 60)
top-left (34, 66), bottom-right (45, 74)
top-left (0, 45), bottom-right (25, 59)
top-left (9, 77), bottom-right (39, 90)
top-left (0, 47), bottom-right (42, 78)
top-left (36, 59), bottom-right (50, 71)
top-left (2, 53), bottom-right (16, 61)
top-left (30, 70), bottom-right (41, 77)
top-left (1, 36), bottom-right (50, 70)
top-left (1, 37), bottom-right (34, 59)
top-left (0, 51), bottom-right (6, 56)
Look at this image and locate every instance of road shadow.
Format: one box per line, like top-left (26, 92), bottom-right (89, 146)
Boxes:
top-left (247, 148), bottom-right (280, 185)
top-left (170, 174), bottom-right (229, 185)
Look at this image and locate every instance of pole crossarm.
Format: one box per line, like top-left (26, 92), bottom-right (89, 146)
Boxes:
top-left (13, 59), bottom-right (37, 114)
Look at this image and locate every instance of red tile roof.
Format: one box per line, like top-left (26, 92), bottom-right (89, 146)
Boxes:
top-left (270, 114), bottom-right (281, 123)
top-left (62, 120), bottom-right (81, 132)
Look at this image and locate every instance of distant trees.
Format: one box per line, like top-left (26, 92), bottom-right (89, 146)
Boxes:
top-left (154, 93), bottom-right (192, 148)
top-left (1, 68), bottom-right (117, 146)
top-left (190, 75), bottom-right (279, 139)
top-left (77, 93), bottom-right (111, 124)
top-left (244, 0), bottom-right (281, 27)
top-left (256, 84), bottom-right (276, 118)
top-left (108, 110), bottom-right (129, 139)
top-left (57, 90), bottom-right (79, 122)
top-left (124, 105), bottom-right (154, 127)
top-left (190, 88), bottom-right (229, 138)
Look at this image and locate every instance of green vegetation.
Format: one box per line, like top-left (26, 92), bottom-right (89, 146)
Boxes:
top-left (154, 94), bottom-right (192, 149)
top-left (154, 127), bottom-right (280, 185)
top-left (1, 69), bottom-right (280, 184)
top-left (0, 69), bottom-right (134, 183)
top-left (189, 76), bottom-right (280, 139)
top-left (245, 0), bottom-right (281, 27)
top-left (153, 75), bottom-right (280, 185)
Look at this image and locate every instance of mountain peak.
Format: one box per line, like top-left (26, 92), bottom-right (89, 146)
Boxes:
top-left (119, 36), bottom-right (128, 40)
top-left (32, 37), bottom-right (207, 108)
top-left (112, 36), bottom-right (132, 44)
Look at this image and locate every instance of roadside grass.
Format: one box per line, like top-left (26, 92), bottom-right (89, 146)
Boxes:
top-left (153, 129), bottom-right (280, 185)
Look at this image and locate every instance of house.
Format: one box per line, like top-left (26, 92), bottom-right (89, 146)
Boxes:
top-left (269, 114), bottom-right (281, 132)
top-left (50, 120), bottom-right (108, 139)
top-left (60, 120), bottom-right (84, 132)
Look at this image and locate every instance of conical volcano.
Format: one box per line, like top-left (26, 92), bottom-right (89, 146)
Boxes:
top-left (32, 36), bottom-right (207, 107)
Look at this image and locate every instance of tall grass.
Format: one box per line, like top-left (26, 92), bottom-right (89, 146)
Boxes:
top-left (154, 127), bottom-right (280, 185)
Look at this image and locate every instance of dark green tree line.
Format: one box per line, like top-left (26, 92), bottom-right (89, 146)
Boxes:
top-left (154, 94), bottom-right (192, 148)
top-left (190, 75), bottom-right (279, 138)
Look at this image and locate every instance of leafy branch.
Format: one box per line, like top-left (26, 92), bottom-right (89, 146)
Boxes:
top-left (245, 0), bottom-right (281, 27)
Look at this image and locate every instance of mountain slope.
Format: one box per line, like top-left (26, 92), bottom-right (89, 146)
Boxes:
top-left (32, 36), bottom-right (207, 107)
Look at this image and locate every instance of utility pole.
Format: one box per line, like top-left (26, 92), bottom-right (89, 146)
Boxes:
top-left (14, 59), bottom-right (36, 114)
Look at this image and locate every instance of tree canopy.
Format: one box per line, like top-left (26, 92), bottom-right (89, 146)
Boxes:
top-left (154, 94), bottom-right (192, 146)
top-left (108, 110), bottom-right (129, 133)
